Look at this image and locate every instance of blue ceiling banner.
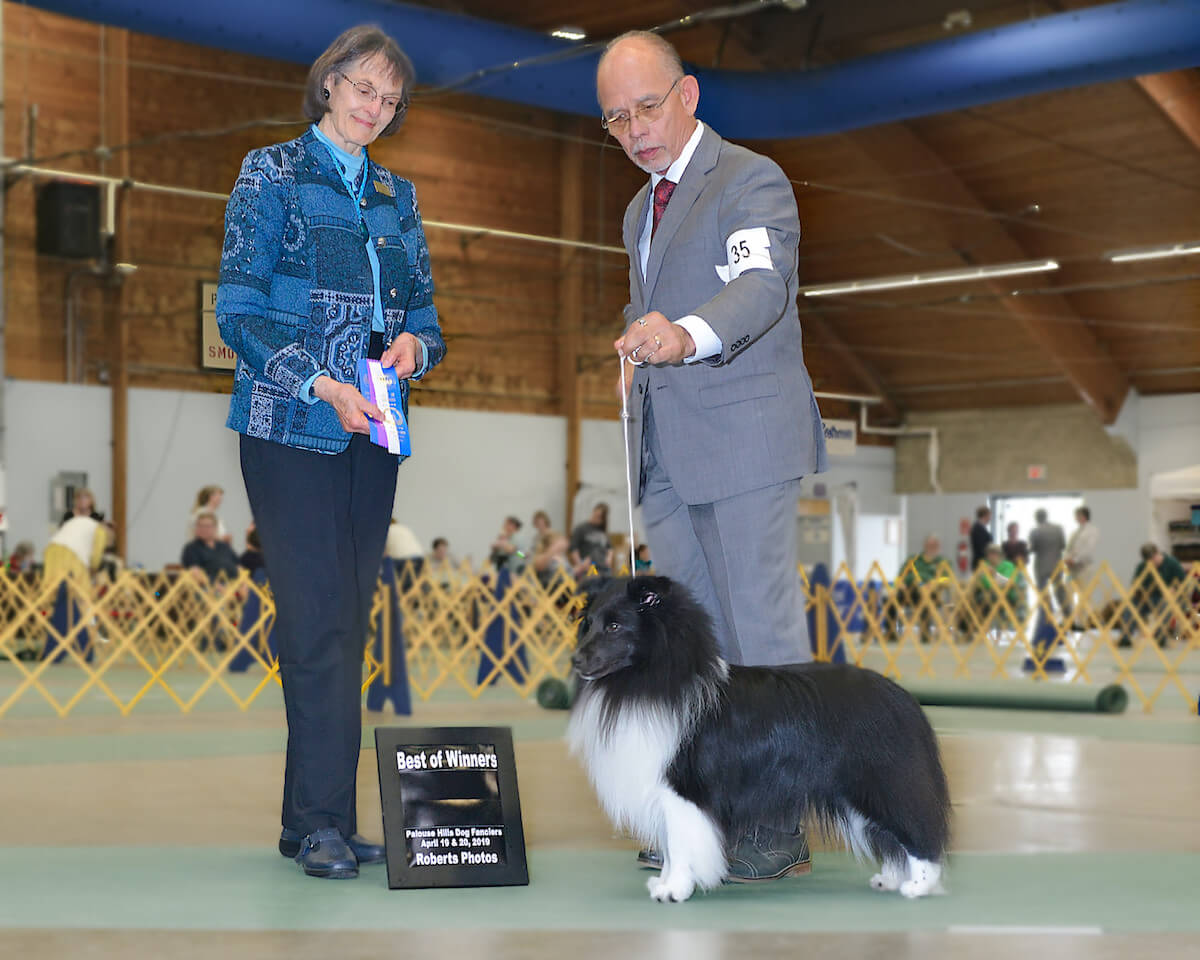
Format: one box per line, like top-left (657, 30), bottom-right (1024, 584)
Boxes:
top-left (25, 0), bottom-right (1200, 138)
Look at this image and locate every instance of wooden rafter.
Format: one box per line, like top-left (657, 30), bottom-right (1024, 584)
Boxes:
top-left (1136, 70), bottom-right (1200, 155)
top-left (844, 123), bottom-right (1130, 423)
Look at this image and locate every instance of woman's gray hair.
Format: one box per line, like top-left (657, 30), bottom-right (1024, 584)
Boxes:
top-left (303, 24), bottom-right (415, 137)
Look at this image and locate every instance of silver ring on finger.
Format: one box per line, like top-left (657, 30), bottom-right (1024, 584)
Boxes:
top-left (631, 346), bottom-right (641, 361)
top-left (636, 316), bottom-right (647, 327)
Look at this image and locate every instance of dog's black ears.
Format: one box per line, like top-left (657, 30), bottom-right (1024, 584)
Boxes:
top-left (626, 575), bottom-right (671, 610)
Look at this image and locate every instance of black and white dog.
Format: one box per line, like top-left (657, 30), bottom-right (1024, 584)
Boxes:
top-left (567, 576), bottom-right (950, 903)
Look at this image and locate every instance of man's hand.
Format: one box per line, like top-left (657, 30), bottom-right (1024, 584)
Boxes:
top-left (313, 376), bottom-right (384, 435)
top-left (380, 333), bottom-right (422, 379)
top-left (614, 311), bottom-right (695, 367)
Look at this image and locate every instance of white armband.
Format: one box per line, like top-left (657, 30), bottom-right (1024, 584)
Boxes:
top-left (715, 227), bottom-right (773, 284)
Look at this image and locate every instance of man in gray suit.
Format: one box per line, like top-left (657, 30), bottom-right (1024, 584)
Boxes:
top-left (1029, 508), bottom-right (1067, 612)
top-left (599, 31), bottom-right (826, 881)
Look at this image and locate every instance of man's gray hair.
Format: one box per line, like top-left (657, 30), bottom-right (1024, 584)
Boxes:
top-left (597, 30), bottom-right (685, 82)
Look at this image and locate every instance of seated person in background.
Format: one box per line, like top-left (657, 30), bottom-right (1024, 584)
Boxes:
top-left (976, 543), bottom-right (1026, 627)
top-left (531, 530), bottom-right (573, 588)
top-left (383, 519), bottom-right (425, 591)
top-left (888, 534), bottom-right (947, 643)
top-left (189, 485), bottom-right (232, 544)
top-left (239, 525), bottom-right (265, 574)
top-left (1124, 543), bottom-right (1187, 647)
top-left (569, 503), bottom-right (610, 574)
top-left (428, 537), bottom-right (460, 589)
top-left (7, 541), bottom-right (35, 574)
top-left (489, 516), bottom-right (527, 575)
top-left (635, 543), bottom-right (652, 573)
top-left (62, 487), bottom-right (104, 526)
top-left (182, 511), bottom-right (239, 585)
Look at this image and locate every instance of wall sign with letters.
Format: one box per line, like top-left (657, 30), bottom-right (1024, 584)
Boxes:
top-left (375, 726), bottom-right (528, 889)
top-left (200, 281), bottom-right (237, 371)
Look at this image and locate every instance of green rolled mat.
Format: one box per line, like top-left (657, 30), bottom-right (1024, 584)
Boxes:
top-left (899, 678), bottom-right (1128, 714)
top-left (536, 677), bottom-right (573, 710)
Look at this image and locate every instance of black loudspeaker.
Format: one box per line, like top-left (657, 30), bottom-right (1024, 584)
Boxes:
top-left (36, 181), bottom-right (102, 259)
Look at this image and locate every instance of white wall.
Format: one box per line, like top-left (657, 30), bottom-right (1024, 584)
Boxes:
top-left (5, 381), bottom-right (113, 550)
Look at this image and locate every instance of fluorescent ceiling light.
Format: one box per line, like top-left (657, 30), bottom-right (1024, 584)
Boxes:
top-left (550, 26), bottom-right (587, 41)
top-left (801, 259), bottom-right (1060, 297)
top-left (1106, 241), bottom-right (1200, 264)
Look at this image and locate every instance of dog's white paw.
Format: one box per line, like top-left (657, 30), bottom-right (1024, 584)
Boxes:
top-left (870, 861), bottom-right (904, 892)
top-left (870, 871), bottom-right (900, 892)
top-left (647, 872), bottom-right (695, 903)
top-left (899, 856), bottom-right (942, 898)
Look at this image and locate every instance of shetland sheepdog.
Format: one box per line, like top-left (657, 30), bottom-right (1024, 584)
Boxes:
top-left (567, 576), bottom-right (950, 903)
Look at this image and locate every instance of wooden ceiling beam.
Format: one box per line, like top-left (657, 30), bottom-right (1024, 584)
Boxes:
top-left (842, 123), bottom-right (1129, 423)
top-left (804, 308), bottom-right (904, 423)
top-left (1136, 70), bottom-right (1200, 155)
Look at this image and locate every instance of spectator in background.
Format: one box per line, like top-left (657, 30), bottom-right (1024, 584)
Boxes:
top-left (489, 516), bottom-right (527, 574)
top-left (531, 510), bottom-right (552, 541)
top-left (239, 525), bottom-right (265, 574)
top-left (7, 541), bottom-right (35, 574)
top-left (430, 537), bottom-right (452, 566)
top-left (182, 511), bottom-right (239, 585)
top-left (42, 517), bottom-right (109, 662)
top-left (510, 510), bottom-right (551, 573)
top-left (61, 487), bottom-right (103, 526)
top-left (570, 503), bottom-right (610, 574)
top-left (531, 530), bottom-right (575, 588)
top-left (428, 537), bottom-right (459, 589)
top-left (383, 519), bottom-right (423, 562)
top-left (635, 543), bottom-right (653, 573)
top-left (969, 506), bottom-right (992, 571)
top-left (189, 485), bottom-right (232, 544)
top-left (1002, 522), bottom-right (1028, 566)
top-left (1124, 542), bottom-right (1187, 647)
top-left (608, 532), bottom-right (633, 574)
top-left (1064, 506), bottom-right (1101, 627)
top-left (99, 522), bottom-right (122, 581)
top-left (1028, 508), bottom-right (1067, 611)
top-left (978, 543), bottom-right (1026, 627)
top-left (383, 519), bottom-right (425, 591)
top-left (889, 534), bottom-right (948, 643)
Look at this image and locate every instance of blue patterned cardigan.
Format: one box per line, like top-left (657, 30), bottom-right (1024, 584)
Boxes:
top-left (217, 128), bottom-right (445, 456)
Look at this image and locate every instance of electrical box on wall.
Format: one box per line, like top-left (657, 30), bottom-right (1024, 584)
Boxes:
top-left (36, 181), bottom-right (102, 260)
top-left (50, 471), bottom-right (88, 524)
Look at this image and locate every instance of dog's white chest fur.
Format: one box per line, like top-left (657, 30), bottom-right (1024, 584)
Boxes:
top-left (567, 689), bottom-right (682, 843)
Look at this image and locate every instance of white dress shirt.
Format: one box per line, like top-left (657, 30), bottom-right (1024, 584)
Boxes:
top-left (636, 121), bottom-right (722, 363)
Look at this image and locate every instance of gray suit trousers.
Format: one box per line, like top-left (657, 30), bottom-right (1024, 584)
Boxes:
top-left (640, 402), bottom-right (812, 667)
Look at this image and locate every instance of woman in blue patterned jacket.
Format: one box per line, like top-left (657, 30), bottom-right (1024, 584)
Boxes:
top-left (216, 25), bottom-right (445, 881)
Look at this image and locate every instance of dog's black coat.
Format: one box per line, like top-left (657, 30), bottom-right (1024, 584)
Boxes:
top-left (572, 576), bottom-right (950, 866)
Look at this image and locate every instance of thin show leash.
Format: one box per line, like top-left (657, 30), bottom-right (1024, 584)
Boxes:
top-left (617, 317), bottom-right (660, 576)
top-left (618, 354), bottom-right (638, 576)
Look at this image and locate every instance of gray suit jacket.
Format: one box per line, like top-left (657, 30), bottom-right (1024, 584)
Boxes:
top-left (624, 124), bottom-right (827, 506)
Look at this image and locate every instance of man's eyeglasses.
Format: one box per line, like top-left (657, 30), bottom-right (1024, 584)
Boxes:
top-left (337, 71), bottom-right (405, 114)
top-left (601, 77), bottom-right (682, 136)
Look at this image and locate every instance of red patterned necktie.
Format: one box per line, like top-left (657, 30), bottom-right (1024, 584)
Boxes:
top-left (652, 178), bottom-right (676, 238)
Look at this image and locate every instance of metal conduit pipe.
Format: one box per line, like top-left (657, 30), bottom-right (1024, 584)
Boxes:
top-left (859, 403), bottom-right (941, 495)
top-left (22, 0), bottom-right (1200, 140)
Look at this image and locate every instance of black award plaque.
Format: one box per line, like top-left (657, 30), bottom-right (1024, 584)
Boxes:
top-left (374, 726), bottom-right (529, 889)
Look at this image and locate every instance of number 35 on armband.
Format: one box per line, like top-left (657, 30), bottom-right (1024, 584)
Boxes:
top-left (716, 227), bottom-right (772, 283)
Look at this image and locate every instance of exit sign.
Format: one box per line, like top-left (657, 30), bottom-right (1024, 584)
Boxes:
top-left (1027, 464), bottom-right (1048, 481)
